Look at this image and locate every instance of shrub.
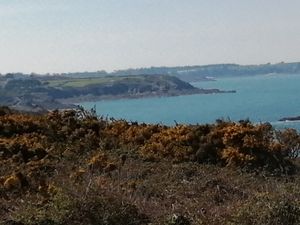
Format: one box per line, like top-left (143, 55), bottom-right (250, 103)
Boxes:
top-left (220, 122), bottom-right (295, 174)
top-left (10, 189), bottom-right (148, 225)
top-left (277, 128), bottom-right (300, 159)
top-left (229, 193), bottom-right (300, 225)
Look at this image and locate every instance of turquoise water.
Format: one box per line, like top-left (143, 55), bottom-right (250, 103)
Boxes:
top-left (80, 74), bottom-right (300, 130)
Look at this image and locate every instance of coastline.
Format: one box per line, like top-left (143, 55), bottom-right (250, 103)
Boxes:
top-left (58, 88), bottom-right (236, 105)
top-left (279, 116), bottom-right (300, 122)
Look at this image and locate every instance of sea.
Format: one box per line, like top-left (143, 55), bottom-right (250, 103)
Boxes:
top-left (80, 74), bottom-right (300, 131)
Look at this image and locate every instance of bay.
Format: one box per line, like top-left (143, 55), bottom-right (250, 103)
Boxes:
top-left (80, 74), bottom-right (300, 130)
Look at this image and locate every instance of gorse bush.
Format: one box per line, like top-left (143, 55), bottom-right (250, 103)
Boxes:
top-left (0, 108), bottom-right (298, 187)
top-left (102, 119), bottom-right (296, 173)
top-left (139, 125), bottom-right (195, 162)
top-left (220, 122), bottom-right (295, 174)
top-left (1, 107), bottom-right (300, 224)
top-left (277, 128), bottom-right (300, 158)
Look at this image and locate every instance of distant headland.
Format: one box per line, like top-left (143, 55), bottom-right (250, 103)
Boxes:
top-left (1, 61), bottom-right (300, 112)
top-left (0, 74), bottom-right (235, 112)
top-left (279, 115), bottom-right (300, 122)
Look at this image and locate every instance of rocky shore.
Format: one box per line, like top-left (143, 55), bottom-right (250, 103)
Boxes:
top-left (279, 115), bottom-right (300, 122)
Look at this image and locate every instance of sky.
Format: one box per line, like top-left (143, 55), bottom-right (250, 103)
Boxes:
top-left (0, 0), bottom-right (300, 74)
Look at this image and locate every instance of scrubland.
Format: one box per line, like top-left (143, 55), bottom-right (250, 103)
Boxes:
top-left (1, 106), bottom-right (300, 225)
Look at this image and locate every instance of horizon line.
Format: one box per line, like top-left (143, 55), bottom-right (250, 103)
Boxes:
top-left (1, 61), bottom-right (298, 75)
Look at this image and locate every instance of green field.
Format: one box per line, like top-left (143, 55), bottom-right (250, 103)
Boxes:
top-left (47, 77), bottom-right (118, 88)
top-left (46, 76), bottom-right (144, 88)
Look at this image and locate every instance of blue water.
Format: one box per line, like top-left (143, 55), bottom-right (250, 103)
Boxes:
top-left (80, 74), bottom-right (300, 130)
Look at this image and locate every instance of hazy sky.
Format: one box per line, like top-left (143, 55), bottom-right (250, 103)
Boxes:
top-left (1, 0), bottom-right (300, 73)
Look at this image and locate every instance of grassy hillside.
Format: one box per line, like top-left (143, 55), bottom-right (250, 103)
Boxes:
top-left (0, 74), bottom-right (230, 112)
top-left (46, 76), bottom-right (125, 88)
top-left (1, 107), bottom-right (300, 224)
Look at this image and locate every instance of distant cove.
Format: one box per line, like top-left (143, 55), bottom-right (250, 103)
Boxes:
top-left (81, 74), bottom-right (300, 131)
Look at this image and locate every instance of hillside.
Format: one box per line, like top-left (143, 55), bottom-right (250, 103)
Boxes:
top-left (43, 74), bottom-right (231, 102)
top-left (110, 62), bottom-right (300, 82)
top-left (1, 107), bottom-right (300, 225)
top-left (0, 74), bottom-right (233, 112)
top-left (2, 62), bottom-right (300, 82)
top-left (15, 62), bottom-right (299, 82)
top-left (2, 61), bottom-right (299, 111)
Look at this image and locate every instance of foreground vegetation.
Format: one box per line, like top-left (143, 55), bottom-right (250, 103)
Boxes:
top-left (1, 106), bottom-right (300, 224)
